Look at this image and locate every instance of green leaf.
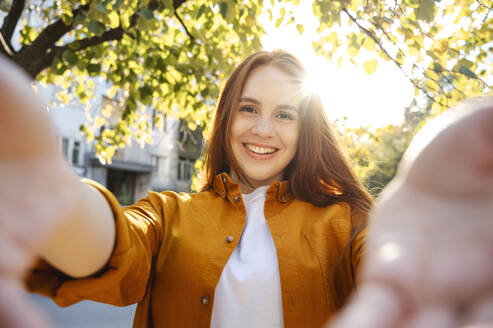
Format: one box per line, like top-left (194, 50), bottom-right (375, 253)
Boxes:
top-left (364, 59), bottom-right (378, 75)
top-left (456, 58), bottom-right (474, 69)
top-left (296, 24), bottom-right (304, 35)
top-left (432, 62), bottom-right (444, 73)
top-left (73, 12), bottom-right (86, 26)
top-left (95, 3), bottom-right (107, 13)
top-left (458, 65), bottom-right (477, 78)
top-left (219, 2), bottom-right (228, 20)
top-left (197, 4), bottom-right (206, 19)
top-left (68, 41), bottom-right (81, 50)
top-left (87, 20), bottom-right (106, 35)
top-left (163, 0), bottom-right (173, 11)
top-left (415, 0), bottom-right (435, 22)
top-left (138, 8), bottom-right (154, 20)
top-left (62, 50), bottom-right (78, 65)
top-left (87, 63), bottom-right (101, 75)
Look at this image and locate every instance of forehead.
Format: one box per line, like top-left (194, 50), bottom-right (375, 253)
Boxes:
top-left (241, 65), bottom-right (302, 107)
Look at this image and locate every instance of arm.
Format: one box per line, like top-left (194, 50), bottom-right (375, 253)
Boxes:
top-left (39, 180), bottom-right (115, 278)
top-left (329, 98), bottom-right (493, 327)
top-left (0, 55), bottom-right (115, 326)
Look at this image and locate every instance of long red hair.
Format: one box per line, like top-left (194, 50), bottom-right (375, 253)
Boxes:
top-left (201, 50), bottom-right (372, 215)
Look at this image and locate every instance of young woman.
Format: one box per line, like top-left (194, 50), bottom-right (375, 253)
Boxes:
top-left (17, 50), bottom-right (372, 328)
top-left (2, 51), bottom-right (491, 328)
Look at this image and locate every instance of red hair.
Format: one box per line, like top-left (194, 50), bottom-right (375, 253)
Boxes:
top-left (201, 50), bottom-right (372, 214)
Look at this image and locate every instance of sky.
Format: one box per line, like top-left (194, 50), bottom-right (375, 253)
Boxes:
top-left (259, 1), bottom-right (415, 128)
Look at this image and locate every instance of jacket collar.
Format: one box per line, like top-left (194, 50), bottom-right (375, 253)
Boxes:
top-left (212, 172), bottom-right (293, 204)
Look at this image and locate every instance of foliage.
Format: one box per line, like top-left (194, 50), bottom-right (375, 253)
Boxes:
top-left (337, 101), bottom-right (432, 196)
top-left (309, 0), bottom-right (492, 112)
top-left (1, 0), bottom-right (492, 171)
top-left (0, 0), bottom-right (263, 162)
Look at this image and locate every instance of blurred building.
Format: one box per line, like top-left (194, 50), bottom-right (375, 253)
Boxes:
top-left (46, 86), bottom-right (203, 204)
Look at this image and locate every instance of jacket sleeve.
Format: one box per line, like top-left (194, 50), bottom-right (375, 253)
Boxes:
top-left (24, 179), bottom-right (165, 307)
top-left (351, 211), bottom-right (368, 286)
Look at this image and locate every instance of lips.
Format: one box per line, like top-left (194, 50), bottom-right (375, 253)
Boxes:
top-left (243, 143), bottom-right (278, 155)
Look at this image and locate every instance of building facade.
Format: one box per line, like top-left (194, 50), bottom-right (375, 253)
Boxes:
top-left (45, 86), bottom-right (202, 205)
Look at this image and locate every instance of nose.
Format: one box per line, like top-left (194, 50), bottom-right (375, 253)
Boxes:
top-left (251, 117), bottom-right (275, 138)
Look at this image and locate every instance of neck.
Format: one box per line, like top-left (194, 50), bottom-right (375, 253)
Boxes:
top-left (230, 171), bottom-right (281, 194)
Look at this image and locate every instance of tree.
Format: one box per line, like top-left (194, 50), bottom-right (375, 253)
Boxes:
top-left (334, 99), bottom-right (432, 196)
top-left (0, 0), bottom-right (264, 162)
top-left (310, 0), bottom-right (492, 111)
top-left (0, 0), bottom-right (491, 164)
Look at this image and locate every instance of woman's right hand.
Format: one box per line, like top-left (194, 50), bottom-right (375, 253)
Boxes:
top-left (0, 56), bottom-right (83, 327)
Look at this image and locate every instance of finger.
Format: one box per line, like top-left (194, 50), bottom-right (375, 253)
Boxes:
top-left (0, 279), bottom-right (54, 328)
top-left (328, 283), bottom-right (404, 328)
top-left (0, 55), bottom-right (58, 159)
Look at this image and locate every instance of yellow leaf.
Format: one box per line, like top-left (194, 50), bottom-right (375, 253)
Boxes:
top-left (108, 85), bottom-right (119, 98)
top-left (363, 37), bottom-right (376, 51)
top-left (348, 45), bottom-right (359, 57)
top-left (95, 116), bottom-right (106, 127)
top-left (337, 56), bottom-right (343, 68)
top-left (296, 24), bottom-right (304, 35)
top-left (363, 59), bottom-right (378, 75)
top-left (108, 11), bottom-right (120, 28)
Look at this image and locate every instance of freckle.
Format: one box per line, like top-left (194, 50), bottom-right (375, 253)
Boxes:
top-left (378, 242), bottom-right (400, 262)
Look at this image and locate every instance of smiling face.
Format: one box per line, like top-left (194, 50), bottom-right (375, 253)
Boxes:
top-left (230, 65), bottom-right (301, 192)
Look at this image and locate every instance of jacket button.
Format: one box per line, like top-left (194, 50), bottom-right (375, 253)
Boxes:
top-left (222, 176), bottom-right (227, 184)
top-left (201, 295), bottom-right (210, 306)
top-left (280, 196), bottom-right (286, 202)
top-left (233, 195), bottom-right (240, 202)
top-left (226, 235), bottom-right (234, 243)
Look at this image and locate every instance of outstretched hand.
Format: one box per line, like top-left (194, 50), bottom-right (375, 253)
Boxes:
top-left (330, 99), bottom-right (493, 327)
top-left (0, 56), bottom-right (81, 327)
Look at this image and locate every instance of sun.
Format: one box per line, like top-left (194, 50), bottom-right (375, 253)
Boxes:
top-left (259, 1), bottom-right (414, 128)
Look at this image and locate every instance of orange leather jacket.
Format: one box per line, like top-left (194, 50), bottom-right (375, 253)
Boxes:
top-left (26, 173), bottom-right (366, 328)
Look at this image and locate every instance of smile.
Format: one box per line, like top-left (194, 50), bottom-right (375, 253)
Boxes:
top-left (243, 143), bottom-right (278, 155)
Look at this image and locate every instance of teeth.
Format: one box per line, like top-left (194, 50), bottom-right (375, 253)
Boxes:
top-left (245, 143), bottom-right (277, 154)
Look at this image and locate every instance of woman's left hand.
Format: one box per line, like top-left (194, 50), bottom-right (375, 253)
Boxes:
top-left (329, 98), bottom-right (493, 327)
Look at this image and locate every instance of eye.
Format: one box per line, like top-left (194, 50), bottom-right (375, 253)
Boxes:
top-left (277, 111), bottom-right (294, 120)
top-left (239, 105), bottom-right (256, 113)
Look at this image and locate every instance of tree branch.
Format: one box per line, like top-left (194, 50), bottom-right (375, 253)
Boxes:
top-left (25, 27), bottom-right (126, 78)
top-left (342, 9), bottom-right (447, 107)
top-left (17, 4), bottom-right (89, 59)
top-left (0, 0), bottom-right (25, 48)
top-left (174, 12), bottom-right (194, 41)
top-left (14, 0), bottom-right (189, 78)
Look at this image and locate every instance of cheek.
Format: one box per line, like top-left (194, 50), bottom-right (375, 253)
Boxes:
top-left (230, 116), bottom-right (247, 140)
top-left (284, 127), bottom-right (300, 153)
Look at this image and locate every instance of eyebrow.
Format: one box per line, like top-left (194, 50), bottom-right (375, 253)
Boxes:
top-left (239, 97), bottom-right (298, 112)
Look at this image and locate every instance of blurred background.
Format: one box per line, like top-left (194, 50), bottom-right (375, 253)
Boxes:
top-left (1, 0), bottom-right (492, 326)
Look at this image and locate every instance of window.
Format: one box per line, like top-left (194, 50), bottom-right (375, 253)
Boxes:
top-left (60, 137), bottom-right (83, 166)
top-left (61, 138), bottom-right (69, 159)
top-left (177, 158), bottom-right (194, 181)
top-left (72, 141), bottom-right (80, 165)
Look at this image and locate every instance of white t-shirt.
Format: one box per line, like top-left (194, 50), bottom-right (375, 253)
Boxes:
top-left (210, 185), bottom-right (284, 328)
